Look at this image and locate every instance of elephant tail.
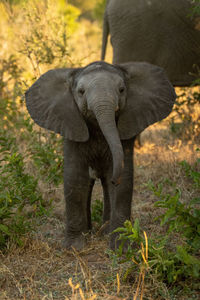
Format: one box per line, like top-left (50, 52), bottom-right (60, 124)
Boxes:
top-left (101, 10), bottom-right (109, 61)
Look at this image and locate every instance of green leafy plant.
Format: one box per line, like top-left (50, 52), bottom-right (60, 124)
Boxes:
top-left (91, 199), bottom-right (103, 225)
top-left (0, 139), bottom-right (49, 249)
top-left (112, 219), bottom-right (199, 286)
top-left (169, 88), bottom-right (200, 141)
top-left (114, 218), bottom-right (142, 258)
top-left (152, 155), bottom-right (199, 250)
top-left (29, 131), bottom-right (63, 186)
top-left (111, 158), bottom-right (200, 291)
top-left (180, 155), bottom-right (200, 189)
top-left (149, 186), bottom-right (199, 250)
top-left (190, 0), bottom-right (200, 17)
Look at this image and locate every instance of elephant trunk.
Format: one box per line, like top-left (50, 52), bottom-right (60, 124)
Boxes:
top-left (92, 104), bottom-right (124, 186)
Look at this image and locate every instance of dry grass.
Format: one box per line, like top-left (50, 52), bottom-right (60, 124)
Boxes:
top-left (0, 227), bottom-right (130, 299)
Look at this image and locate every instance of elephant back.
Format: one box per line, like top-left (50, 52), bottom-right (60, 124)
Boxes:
top-left (107, 0), bottom-right (200, 86)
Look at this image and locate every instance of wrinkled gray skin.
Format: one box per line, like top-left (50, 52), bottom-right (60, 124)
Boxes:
top-left (25, 61), bottom-right (176, 250)
top-left (102, 0), bottom-right (200, 86)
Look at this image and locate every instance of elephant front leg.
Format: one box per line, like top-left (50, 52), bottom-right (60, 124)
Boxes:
top-left (101, 176), bottom-right (111, 223)
top-left (87, 178), bottom-right (95, 231)
top-left (109, 139), bottom-right (134, 250)
top-left (63, 141), bottom-right (90, 250)
top-left (100, 176), bottom-right (111, 234)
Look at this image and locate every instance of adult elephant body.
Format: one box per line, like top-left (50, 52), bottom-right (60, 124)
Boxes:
top-left (102, 0), bottom-right (200, 86)
top-left (25, 61), bottom-right (176, 250)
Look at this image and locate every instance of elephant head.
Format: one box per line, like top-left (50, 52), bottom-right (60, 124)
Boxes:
top-left (25, 61), bottom-right (176, 184)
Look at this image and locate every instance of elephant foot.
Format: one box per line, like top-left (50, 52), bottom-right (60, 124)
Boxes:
top-left (109, 232), bottom-right (120, 251)
top-left (109, 232), bottom-right (129, 252)
top-left (97, 221), bottom-right (110, 236)
top-left (63, 234), bottom-right (85, 251)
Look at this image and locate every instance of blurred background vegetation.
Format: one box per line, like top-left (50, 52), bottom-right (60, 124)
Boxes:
top-left (0, 0), bottom-right (107, 249)
top-left (0, 0), bottom-right (199, 299)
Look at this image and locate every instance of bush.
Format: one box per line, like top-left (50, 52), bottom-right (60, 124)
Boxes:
top-left (170, 88), bottom-right (200, 142)
top-left (91, 199), bottom-right (103, 225)
top-left (29, 131), bottom-right (64, 186)
top-left (0, 0), bottom-right (81, 249)
top-left (110, 157), bottom-right (200, 294)
top-left (3, 0), bottom-right (80, 77)
top-left (0, 135), bottom-right (48, 248)
top-left (93, 0), bottom-right (106, 22)
top-left (191, 0), bottom-right (200, 17)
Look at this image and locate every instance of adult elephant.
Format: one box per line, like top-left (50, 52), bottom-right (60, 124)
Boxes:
top-left (25, 61), bottom-right (176, 250)
top-left (101, 0), bottom-right (200, 86)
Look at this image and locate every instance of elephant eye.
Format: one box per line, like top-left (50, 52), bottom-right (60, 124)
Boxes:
top-left (78, 87), bottom-right (85, 96)
top-left (119, 86), bottom-right (125, 94)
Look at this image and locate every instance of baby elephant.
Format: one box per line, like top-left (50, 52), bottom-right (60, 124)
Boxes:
top-left (25, 61), bottom-right (176, 250)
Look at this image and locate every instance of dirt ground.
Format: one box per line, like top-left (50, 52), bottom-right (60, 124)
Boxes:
top-left (1, 115), bottom-right (199, 300)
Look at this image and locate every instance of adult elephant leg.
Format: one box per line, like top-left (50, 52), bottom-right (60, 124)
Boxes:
top-left (63, 140), bottom-right (90, 250)
top-left (109, 138), bottom-right (134, 250)
top-left (87, 178), bottom-right (95, 231)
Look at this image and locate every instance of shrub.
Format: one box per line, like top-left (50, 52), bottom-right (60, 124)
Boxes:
top-left (91, 199), bottom-right (103, 225)
top-left (93, 0), bottom-right (106, 22)
top-left (111, 157), bottom-right (200, 294)
top-left (29, 131), bottom-right (64, 186)
top-left (170, 88), bottom-right (200, 141)
top-left (0, 0), bottom-right (81, 249)
top-left (0, 136), bottom-right (48, 249)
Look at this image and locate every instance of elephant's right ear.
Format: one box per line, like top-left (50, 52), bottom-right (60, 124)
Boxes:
top-left (25, 68), bottom-right (89, 142)
top-left (118, 62), bottom-right (176, 140)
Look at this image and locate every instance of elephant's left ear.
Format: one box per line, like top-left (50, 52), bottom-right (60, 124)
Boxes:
top-left (25, 68), bottom-right (89, 142)
top-left (117, 62), bottom-right (176, 140)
